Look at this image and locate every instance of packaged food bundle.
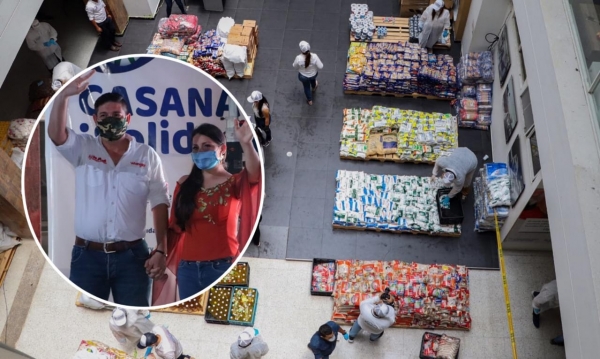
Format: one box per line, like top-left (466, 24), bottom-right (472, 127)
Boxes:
top-left (459, 98), bottom-right (478, 111)
top-left (159, 38), bottom-right (184, 55)
top-left (484, 163), bottom-right (511, 207)
top-left (186, 25), bottom-right (203, 45)
top-left (477, 114), bottom-right (492, 125)
top-left (462, 85), bottom-right (477, 98)
top-left (477, 51), bottom-right (494, 83)
top-left (312, 262), bottom-right (336, 293)
top-left (476, 83), bottom-right (492, 106)
top-left (458, 52), bottom-right (482, 84)
top-left (158, 14), bottom-right (199, 38)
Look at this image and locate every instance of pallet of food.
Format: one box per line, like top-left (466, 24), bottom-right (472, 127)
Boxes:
top-left (228, 287), bottom-right (259, 327)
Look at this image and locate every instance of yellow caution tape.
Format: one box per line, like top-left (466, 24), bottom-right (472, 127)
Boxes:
top-left (494, 211), bottom-right (518, 359)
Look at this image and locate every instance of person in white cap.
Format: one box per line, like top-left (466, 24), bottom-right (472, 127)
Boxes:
top-left (52, 62), bottom-right (83, 92)
top-left (293, 41), bottom-right (324, 106)
top-left (431, 147), bottom-right (478, 200)
top-left (418, 0), bottom-right (450, 51)
top-left (247, 91), bottom-right (272, 147)
top-left (137, 325), bottom-right (190, 359)
top-left (26, 19), bottom-right (63, 72)
top-left (109, 308), bottom-right (155, 346)
top-left (348, 292), bottom-right (396, 343)
top-left (230, 327), bottom-right (269, 359)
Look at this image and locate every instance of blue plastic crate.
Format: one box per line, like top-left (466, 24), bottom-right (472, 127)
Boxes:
top-left (227, 287), bottom-right (259, 327)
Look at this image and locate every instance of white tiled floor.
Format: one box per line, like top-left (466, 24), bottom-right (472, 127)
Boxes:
top-left (10, 251), bottom-right (565, 359)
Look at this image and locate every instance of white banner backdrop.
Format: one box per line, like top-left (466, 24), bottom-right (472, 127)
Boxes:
top-left (45, 56), bottom-right (255, 278)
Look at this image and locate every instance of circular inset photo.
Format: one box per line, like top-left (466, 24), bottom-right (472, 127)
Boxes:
top-left (24, 55), bottom-right (264, 309)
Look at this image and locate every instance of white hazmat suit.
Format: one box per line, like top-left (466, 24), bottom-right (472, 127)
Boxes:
top-left (52, 62), bottom-right (83, 91)
top-left (533, 280), bottom-right (559, 313)
top-left (26, 20), bottom-right (62, 70)
top-left (109, 308), bottom-right (155, 345)
top-left (419, 0), bottom-right (450, 49)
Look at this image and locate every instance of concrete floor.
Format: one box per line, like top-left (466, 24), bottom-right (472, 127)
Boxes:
top-left (3, 252), bottom-right (563, 358)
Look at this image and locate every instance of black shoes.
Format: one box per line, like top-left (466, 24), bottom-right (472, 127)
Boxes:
top-left (532, 291), bottom-right (540, 328)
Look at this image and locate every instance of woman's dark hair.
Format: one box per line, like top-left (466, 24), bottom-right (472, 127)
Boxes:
top-left (174, 123), bottom-right (226, 230)
top-left (256, 96), bottom-right (269, 115)
top-left (319, 324), bottom-right (333, 337)
top-left (304, 50), bottom-right (312, 68)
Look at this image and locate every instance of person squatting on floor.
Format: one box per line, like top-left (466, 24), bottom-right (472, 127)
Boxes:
top-left (86, 0), bottom-right (122, 51)
top-left (230, 327), bottom-right (269, 359)
top-left (109, 308), bottom-right (155, 346)
top-left (348, 290), bottom-right (397, 343)
top-left (138, 325), bottom-right (191, 359)
top-left (26, 20), bottom-right (63, 72)
top-left (431, 147), bottom-right (478, 200)
top-left (48, 71), bottom-right (169, 306)
top-left (247, 91), bottom-right (272, 147)
top-left (293, 41), bottom-right (323, 106)
top-left (308, 321), bottom-right (349, 359)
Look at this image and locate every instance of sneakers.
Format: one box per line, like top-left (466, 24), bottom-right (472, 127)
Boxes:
top-left (348, 337), bottom-right (354, 343)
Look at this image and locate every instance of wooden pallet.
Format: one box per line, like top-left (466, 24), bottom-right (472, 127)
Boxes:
top-left (0, 121), bottom-right (13, 155)
top-left (332, 224), bottom-right (461, 237)
top-left (351, 17), bottom-right (410, 43)
top-left (344, 90), bottom-right (453, 101)
top-left (0, 246), bottom-right (18, 288)
top-left (341, 154), bottom-right (436, 165)
top-left (154, 292), bottom-right (209, 316)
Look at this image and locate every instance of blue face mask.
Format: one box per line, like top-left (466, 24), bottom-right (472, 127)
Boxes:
top-left (191, 151), bottom-right (220, 170)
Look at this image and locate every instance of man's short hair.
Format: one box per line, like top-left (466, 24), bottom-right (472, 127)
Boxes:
top-left (319, 324), bottom-right (333, 337)
top-left (94, 93), bottom-right (129, 114)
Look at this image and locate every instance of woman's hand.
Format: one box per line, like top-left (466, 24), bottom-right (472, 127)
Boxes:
top-left (234, 118), bottom-right (254, 144)
top-left (59, 70), bottom-right (95, 98)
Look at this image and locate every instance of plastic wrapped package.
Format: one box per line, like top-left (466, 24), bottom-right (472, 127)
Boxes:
top-left (477, 51), bottom-right (494, 83)
top-left (158, 15), bottom-right (199, 38)
top-left (478, 105), bottom-right (493, 115)
top-left (484, 163), bottom-right (511, 207)
top-left (459, 98), bottom-right (478, 111)
top-left (477, 114), bottom-right (492, 125)
top-left (159, 38), bottom-right (184, 55)
top-left (462, 85), bottom-right (477, 98)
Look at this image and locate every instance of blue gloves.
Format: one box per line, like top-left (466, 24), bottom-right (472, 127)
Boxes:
top-left (343, 333), bottom-right (349, 341)
top-left (144, 347), bottom-right (152, 358)
top-left (43, 39), bottom-right (57, 47)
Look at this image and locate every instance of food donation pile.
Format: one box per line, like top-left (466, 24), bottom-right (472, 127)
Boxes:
top-left (333, 170), bottom-right (461, 236)
top-left (349, 4), bottom-right (375, 41)
top-left (473, 163), bottom-right (511, 232)
top-left (339, 106), bottom-right (458, 163)
top-left (312, 262), bottom-right (337, 294)
top-left (331, 260), bottom-right (471, 330)
top-left (454, 51), bottom-right (495, 130)
top-left (229, 287), bottom-right (258, 325)
top-left (420, 332), bottom-right (461, 359)
top-left (344, 42), bottom-right (458, 99)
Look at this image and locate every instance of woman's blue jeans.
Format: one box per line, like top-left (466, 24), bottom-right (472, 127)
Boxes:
top-left (177, 257), bottom-right (233, 300)
top-left (298, 72), bottom-right (318, 101)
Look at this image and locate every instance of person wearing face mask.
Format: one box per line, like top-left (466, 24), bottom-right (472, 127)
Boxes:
top-left (247, 91), bottom-right (272, 147)
top-left (419, 0), bottom-right (451, 51)
top-left (47, 71), bottom-right (170, 306)
top-left (109, 307), bottom-right (155, 347)
top-left (348, 292), bottom-right (397, 343)
top-left (230, 327), bottom-right (269, 359)
top-left (152, 121), bottom-right (261, 303)
top-left (26, 19), bottom-right (63, 72)
top-left (308, 321), bottom-right (349, 359)
top-left (431, 147), bottom-right (478, 201)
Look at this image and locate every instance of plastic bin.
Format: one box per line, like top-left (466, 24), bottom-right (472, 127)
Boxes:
top-left (228, 287), bottom-right (259, 327)
top-left (218, 261), bottom-right (250, 287)
top-left (204, 286), bottom-right (233, 325)
top-left (436, 188), bottom-right (464, 225)
top-left (419, 332), bottom-right (460, 359)
top-left (310, 258), bottom-right (337, 296)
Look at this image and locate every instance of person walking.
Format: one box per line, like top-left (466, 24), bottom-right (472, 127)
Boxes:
top-left (431, 147), bottom-right (478, 200)
top-left (348, 292), bottom-right (396, 343)
top-left (26, 20), bottom-right (63, 72)
top-left (247, 91), bottom-right (272, 147)
top-left (165, 0), bottom-right (187, 18)
top-left (230, 327), bottom-right (269, 359)
top-left (152, 122), bottom-right (261, 304)
top-left (86, 0), bottom-right (122, 51)
top-left (308, 321), bottom-right (348, 359)
top-left (418, 0), bottom-right (450, 51)
top-left (293, 41), bottom-right (323, 106)
top-left (109, 308), bottom-right (155, 346)
top-left (138, 326), bottom-right (191, 359)
top-left (532, 279), bottom-right (559, 328)
top-left (48, 71), bottom-right (169, 306)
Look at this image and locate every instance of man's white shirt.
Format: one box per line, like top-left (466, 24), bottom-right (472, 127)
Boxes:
top-left (86, 0), bottom-right (108, 23)
top-left (55, 128), bottom-right (169, 242)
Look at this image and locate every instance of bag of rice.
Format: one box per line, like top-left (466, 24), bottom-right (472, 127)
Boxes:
top-left (367, 133), bottom-right (383, 156)
top-left (380, 133), bottom-right (398, 155)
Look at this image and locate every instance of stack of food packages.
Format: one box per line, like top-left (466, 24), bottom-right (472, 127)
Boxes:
top-left (340, 106), bottom-right (458, 162)
top-left (147, 15), bottom-right (200, 61)
top-left (455, 52), bottom-right (494, 130)
top-left (331, 260), bottom-right (471, 330)
top-left (190, 29), bottom-right (227, 77)
top-left (312, 262), bottom-right (336, 293)
top-left (474, 163), bottom-right (511, 232)
top-left (333, 170), bottom-right (461, 235)
top-left (349, 3), bottom-right (375, 41)
top-left (344, 42), bottom-right (458, 99)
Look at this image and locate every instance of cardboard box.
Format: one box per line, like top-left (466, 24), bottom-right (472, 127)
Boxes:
top-left (243, 20), bottom-right (256, 27)
top-left (229, 24), bottom-right (243, 35)
top-left (228, 35), bottom-right (250, 47)
top-left (242, 26), bottom-right (254, 36)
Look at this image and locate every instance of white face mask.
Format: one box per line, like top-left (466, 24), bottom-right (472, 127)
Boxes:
top-left (326, 336), bottom-right (336, 342)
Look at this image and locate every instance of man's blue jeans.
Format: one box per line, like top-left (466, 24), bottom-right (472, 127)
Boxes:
top-left (349, 321), bottom-right (384, 341)
top-left (177, 258), bottom-right (233, 300)
top-left (298, 72), bottom-right (318, 101)
top-left (69, 240), bottom-right (150, 306)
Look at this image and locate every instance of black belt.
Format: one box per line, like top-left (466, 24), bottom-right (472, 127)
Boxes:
top-left (75, 237), bottom-right (142, 254)
top-left (182, 256), bottom-right (234, 264)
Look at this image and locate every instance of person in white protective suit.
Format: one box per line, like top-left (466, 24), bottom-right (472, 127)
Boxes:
top-left (52, 62), bottom-right (83, 91)
top-left (431, 147), bottom-right (478, 200)
top-left (230, 327), bottom-right (269, 359)
top-left (109, 307), bottom-right (155, 346)
top-left (418, 0), bottom-right (450, 51)
top-left (137, 325), bottom-right (191, 359)
top-left (26, 20), bottom-right (63, 71)
top-left (222, 44), bottom-right (248, 80)
top-left (532, 280), bottom-right (559, 328)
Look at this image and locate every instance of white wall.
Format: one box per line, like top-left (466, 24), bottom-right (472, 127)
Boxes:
top-left (123, 0), bottom-right (160, 18)
top-left (461, 0), bottom-right (511, 54)
top-left (0, 0), bottom-right (44, 87)
top-left (512, 0), bottom-right (600, 357)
